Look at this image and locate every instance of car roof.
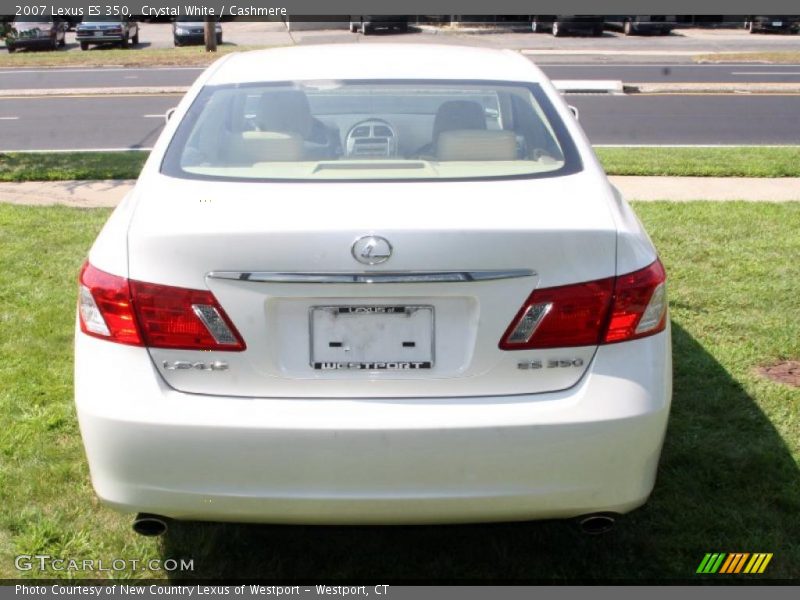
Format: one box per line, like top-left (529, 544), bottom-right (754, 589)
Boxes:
top-left (205, 44), bottom-right (546, 86)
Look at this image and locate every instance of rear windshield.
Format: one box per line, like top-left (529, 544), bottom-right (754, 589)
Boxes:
top-left (161, 80), bottom-right (581, 182)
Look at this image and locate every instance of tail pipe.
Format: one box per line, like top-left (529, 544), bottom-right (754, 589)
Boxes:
top-left (132, 513), bottom-right (170, 537)
top-left (577, 513), bottom-right (616, 535)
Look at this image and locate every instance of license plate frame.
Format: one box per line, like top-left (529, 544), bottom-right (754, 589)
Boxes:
top-left (309, 305), bottom-right (435, 371)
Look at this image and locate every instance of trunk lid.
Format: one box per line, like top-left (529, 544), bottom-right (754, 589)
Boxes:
top-left (127, 173), bottom-right (617, 398)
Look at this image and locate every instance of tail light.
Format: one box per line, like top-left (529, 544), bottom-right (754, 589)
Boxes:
top-left (500, 260), bottom-right (667, 350)
top-left (78, 261), bottom-right (245, 351)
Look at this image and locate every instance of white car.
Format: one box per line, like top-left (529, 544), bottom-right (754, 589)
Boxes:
top-left (74, 44), bottom-right (671, 536)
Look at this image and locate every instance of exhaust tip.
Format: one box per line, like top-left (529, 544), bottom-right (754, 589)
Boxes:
top-left (132, 513), bottom-right (169, 537)
top-left (577, 513), bottom-right (616, 535)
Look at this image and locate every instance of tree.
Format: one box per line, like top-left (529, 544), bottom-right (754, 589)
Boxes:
top-left (204, 16), bottom-right (217, 52)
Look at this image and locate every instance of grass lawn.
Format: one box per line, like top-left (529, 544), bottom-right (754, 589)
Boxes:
top-left (2, 147), bottom-right (800, 182)
top-left (0, 44), bottom-right (273, 68)
top-left (0, 201), bottom-right (798, 581)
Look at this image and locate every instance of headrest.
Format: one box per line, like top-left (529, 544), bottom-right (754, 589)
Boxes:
top-left (258, 90), bottom-right (314, 139)
top-left (433, 101), bottom-right (487, 139)
top-left (436, 130), bottom-right (518, 161)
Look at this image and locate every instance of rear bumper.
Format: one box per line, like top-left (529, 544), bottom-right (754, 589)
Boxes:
top-left (76, 34), bottom-right (124, 43)
top-left (74, 327), bottom-right (672, 524)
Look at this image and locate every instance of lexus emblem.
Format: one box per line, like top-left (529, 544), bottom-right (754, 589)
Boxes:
top-left (352, 235), bottom-right (392, 265)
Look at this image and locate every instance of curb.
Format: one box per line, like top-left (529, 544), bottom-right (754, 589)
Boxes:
top-left (625, 82), bottom-right (800, 94)
top-left (0, 86), bottom-right (189, 98)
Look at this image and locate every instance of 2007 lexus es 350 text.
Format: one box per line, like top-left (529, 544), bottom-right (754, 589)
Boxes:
top-left (74, 44), bottom-right (671, 535)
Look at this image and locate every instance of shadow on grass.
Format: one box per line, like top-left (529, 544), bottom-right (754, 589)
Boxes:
top-left (161, 323), bottom-right (800, 581)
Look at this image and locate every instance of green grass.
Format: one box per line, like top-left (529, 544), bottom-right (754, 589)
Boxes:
top-left (0, 43), bottom-right (273, 68)
top-left (595, 146), bottom-right (800, 177)
top-left (0, 152), bottom-right (148, 182)
top-left (0, 202), bottom-right (798, 581)
top-left (2, 147), bottom-right (800, 182)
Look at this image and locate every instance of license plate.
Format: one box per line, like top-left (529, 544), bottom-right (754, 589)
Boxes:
top-left (310, 305), bottom-right (434, 370)
top-left (772, 21), bottom-right (783, 26)
top-left (94, 31), bottom-right (102, 36)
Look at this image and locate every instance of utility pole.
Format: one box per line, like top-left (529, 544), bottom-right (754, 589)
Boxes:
top-left (204, 16), bottom-right (217, 52)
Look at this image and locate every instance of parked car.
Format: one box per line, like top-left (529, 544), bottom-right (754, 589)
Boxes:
top-left (349, 15), bottom-right (409, 34)
top-left (75, 44), bottom-right (671, 535)
top-left (76, 15), bottom-right (139, 50)
top-left (605, 15), bottom-right (676, 35)
top-left (745, 16), bottom-right (799, 34)
top-left (5, 17), bottom-right (67, 52)
top-left (173, 16), bottom-right (222, 46)
top-left (531, 15), bottom-right (605, 36)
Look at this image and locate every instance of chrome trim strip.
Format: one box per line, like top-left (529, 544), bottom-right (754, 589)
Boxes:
top-left (207, 270), bottom-right (535, 284)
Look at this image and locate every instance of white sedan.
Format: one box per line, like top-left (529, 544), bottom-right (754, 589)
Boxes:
top-left (74, 44), bottom-right (671, 536)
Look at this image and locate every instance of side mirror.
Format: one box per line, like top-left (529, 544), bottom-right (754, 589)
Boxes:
top-left (165, 108), bottom-right (177, 124)
top-left (568, 105), bottom-right (579, 121)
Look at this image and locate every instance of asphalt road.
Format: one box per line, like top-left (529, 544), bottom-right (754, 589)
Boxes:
top-left (3, 63), bottom-right (800, 90)
top-left (2, 93), bottom-right (799, 150)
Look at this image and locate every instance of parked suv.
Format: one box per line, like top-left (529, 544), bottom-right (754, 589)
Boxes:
top-left (5, 17), bottom-right (67, 52)
top-left (76, 15), bottom-right (139, 49)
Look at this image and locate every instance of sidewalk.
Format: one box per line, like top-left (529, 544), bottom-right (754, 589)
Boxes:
top-left (1, 177), bottom-right (800, 208)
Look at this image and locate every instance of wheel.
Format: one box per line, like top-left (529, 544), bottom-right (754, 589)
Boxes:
top-left (748, 20), bottom-right (756, 33)
top-left (120, 34), bottom-right (129, 48)
top-left (80, 41), bottom-right (88, 50)
top-left (6, 45), bottom-right (15, 53)
top-left (531, 19), bottom-right (540, 33)
top-left (361, 23), bottom-right (372, 35)
top-left (349, 22), bottom-right (358, 32)
top-left (174, 37), bottom-right (181, 47)
top-left (59, 34), bottom-right (66, 47)
top-left (132, 31), bottom-right (139, 44)
top-left (216, 34), bottom-right (222, 44)
top-left (51, 36), bottom-right (58, 50)
top-left (552, 21), bottom-right (562, 37)
top-left (593, 26), bottom-right (603, 37)
top-left (623, 20), bottom-right (634, 35)
top-left (398, 22), bottom-right (408, 33)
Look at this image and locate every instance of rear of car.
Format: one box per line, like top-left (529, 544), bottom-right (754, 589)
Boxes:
top-left (747, 15), bottom-right (799, 33)
top-left (74, 45), bottom-right (671, 526)
top-left (76, 16), bottom-right (138, 49)
top-left (5, 17), bottom-right (65, 52)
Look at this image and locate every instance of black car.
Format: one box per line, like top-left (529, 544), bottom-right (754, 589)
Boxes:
top-left (531, 15), bottom-right (604, 37)
top-left (173, 17), bottom-right (222, 46)
top-left (745, 16), bottom-right (799, 34)
top-left (605, 16), bottom-right (676, 35)
top-left (76, 15), bottom-right (139, 49)
top-left (5, 17), bottom-right (67, 52)
top-left (349, 16), bottom-right (409, 34)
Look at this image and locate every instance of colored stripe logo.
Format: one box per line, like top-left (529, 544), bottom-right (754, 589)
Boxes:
top-left (696, 553), bottom-right (773, 574)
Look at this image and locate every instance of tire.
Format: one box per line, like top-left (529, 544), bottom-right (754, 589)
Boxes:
top-left (80, 41), bottom-right (88, 50)
top-left (51, 36), bottom-right (58, 50)
top-left (531, 20), bottom-right (540, 33)
top-left (552, 21), bottom-right (561, 37)
top-left (748, 20), bottom-right (756, 33)
top-left (120, 34), bottom-right (128, 48)
top-left (132, 31), bottom-right (139, 45)
top-left (362, 23), bottom-right (372, 35)
top-left (6, 45), bottom-right (15, 53)
top-left (623, 20), bottom-right (634, 35)
top-left (593, 26), bottom-right (603, 37)
top-left (174, 37), bottom-right (181, 47)
top-left (349, 22), bottom-right (358, 32)
top-left (59, 34), bottom-right (66, 47)
top-left (216, 34), bottom-right (222, 45)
